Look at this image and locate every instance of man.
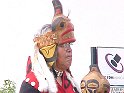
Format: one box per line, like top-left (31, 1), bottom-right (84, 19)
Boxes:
top-left (19, 0), bottom-right (81, 93)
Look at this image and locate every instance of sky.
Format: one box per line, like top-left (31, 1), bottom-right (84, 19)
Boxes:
top-left (0, 0), bottom-right (124, 92)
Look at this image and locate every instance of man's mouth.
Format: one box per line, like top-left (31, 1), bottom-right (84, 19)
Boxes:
top-left (66, 55), bottom-right (72, 61)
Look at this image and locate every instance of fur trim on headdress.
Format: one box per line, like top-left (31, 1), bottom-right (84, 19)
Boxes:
top-left (31, 44), bottom-right (57, 93)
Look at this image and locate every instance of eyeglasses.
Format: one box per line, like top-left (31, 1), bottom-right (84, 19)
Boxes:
top-left (58, 43), bottom-right (73, 48)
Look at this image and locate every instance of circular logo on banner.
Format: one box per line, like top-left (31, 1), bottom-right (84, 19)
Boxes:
top-left (105, 53), bottom-right (124, 73)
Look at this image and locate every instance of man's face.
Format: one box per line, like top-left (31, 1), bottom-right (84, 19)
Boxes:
top-left (56, 43), bottom-right (72, 71)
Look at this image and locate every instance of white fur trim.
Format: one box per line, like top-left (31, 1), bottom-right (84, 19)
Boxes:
top-left (31, 46), bottom-right (57, 93)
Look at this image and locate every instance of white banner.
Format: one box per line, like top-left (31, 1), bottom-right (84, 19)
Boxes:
top-left (110, 86), bottom-right (124, 93)
top-left (97, 47), bottom-right (124, 86)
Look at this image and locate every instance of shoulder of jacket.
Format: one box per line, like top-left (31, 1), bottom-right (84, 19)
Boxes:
top-left (25, 71), bottom-right (39, 90)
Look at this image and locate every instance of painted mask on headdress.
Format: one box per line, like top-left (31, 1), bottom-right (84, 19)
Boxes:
top-left (34, 0), bottom-right (76, 68)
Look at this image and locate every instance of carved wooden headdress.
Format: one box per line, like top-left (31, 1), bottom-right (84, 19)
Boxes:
top-left (33, 0), bottom-right (76, 67)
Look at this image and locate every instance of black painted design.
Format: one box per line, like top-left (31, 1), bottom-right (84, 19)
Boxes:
top-left (52, 17), bottom-right (66, 31)
top-left (87, 79), bottom-right (99, 93)
top-left (52, 0), bottom-right (63, 15)
top-left (64, 76), bottom-right (71, 89)
top-left (19, 81), bottom-right (40, 93)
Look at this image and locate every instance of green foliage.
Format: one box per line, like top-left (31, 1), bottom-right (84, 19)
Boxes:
top-left (0, 79), bottom-right (16, 93)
